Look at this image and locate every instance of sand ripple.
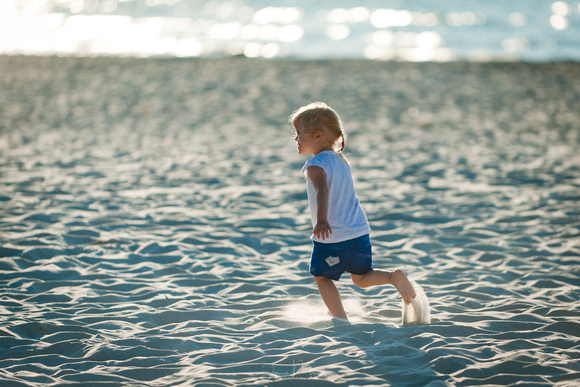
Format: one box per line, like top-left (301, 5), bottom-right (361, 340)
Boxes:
top-left (1, 56), bottom-right (579, 385)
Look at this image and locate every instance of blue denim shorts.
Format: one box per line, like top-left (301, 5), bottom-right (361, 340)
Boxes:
top-left (310, 234), bottom-right (372, 281)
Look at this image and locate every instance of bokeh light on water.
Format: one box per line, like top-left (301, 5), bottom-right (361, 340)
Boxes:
top-left (1, 0), bottom-right (579, 61)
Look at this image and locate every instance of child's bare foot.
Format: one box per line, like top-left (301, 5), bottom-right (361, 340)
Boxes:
top-left (391, 269), bottom-right (416, 304)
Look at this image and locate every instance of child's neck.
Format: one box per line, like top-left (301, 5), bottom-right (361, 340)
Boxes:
top-left (314, 147), bottom-right (334, 156)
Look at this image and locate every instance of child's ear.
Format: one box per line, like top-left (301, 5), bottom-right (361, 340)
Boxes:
top-left (314, 129), bottom-right (323, 140)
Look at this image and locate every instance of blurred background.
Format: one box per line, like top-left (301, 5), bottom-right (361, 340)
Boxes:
top-left (2, 0), bottom-right (579, 62)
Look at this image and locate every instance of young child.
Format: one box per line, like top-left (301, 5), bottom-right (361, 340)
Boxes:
top-left (290, 101), bottom-right (416, 321)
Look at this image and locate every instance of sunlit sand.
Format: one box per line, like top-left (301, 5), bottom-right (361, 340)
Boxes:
top-left (0, 55), bottom-right (579, 385)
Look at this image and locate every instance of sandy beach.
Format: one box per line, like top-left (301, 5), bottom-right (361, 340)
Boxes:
top-left (1, 55), bottom-right (579, 385)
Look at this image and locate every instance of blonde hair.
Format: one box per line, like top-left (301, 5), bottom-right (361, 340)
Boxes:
top-left (289, 101), bottom-right (349, 164)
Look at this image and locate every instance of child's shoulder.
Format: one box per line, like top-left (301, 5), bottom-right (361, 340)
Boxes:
top-left (318, 150), bottom-right (340, 161)
top-left (310, 151), bottom-right (337, 165)
top-left (302, 152), bottom-right (331, 173)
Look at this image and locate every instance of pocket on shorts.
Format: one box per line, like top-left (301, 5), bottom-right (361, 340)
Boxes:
top-left (312, 247), bottom-right (346, 269)
top-left (310, 244), bottom-right (347, 279)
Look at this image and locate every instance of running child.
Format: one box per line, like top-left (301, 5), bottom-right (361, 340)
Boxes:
top-left (290, 101), bottom-right (416, 321)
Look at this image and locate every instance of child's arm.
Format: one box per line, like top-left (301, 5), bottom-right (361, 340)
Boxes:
top-left (306, 166), bottom-right (332, 240)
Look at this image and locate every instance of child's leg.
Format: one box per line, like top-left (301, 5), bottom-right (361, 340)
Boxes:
top-left (351, 269), bottom-right (416, 304)
top-left (314, 276), bottom-right (348, 320)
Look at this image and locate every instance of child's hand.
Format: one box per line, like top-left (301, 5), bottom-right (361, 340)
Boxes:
top-left (314, 220), bottom-right (332, 240)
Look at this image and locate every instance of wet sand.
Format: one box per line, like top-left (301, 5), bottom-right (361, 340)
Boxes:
top-left (1, 55), bottom-right (579, 385)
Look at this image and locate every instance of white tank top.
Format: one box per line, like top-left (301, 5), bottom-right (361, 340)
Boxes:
top-left (302, 151), bottom-right (370, 243)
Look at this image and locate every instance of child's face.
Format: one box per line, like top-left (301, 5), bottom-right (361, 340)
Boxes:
top-left (294, 124), bottom-right (317, 155)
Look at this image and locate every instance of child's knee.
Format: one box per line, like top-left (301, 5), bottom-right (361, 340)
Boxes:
top-left (350, 274), bottom-right (367, 288)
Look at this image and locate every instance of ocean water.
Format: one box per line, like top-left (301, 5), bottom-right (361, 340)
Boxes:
top-left (2, 0), bottom-right (580, 61)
